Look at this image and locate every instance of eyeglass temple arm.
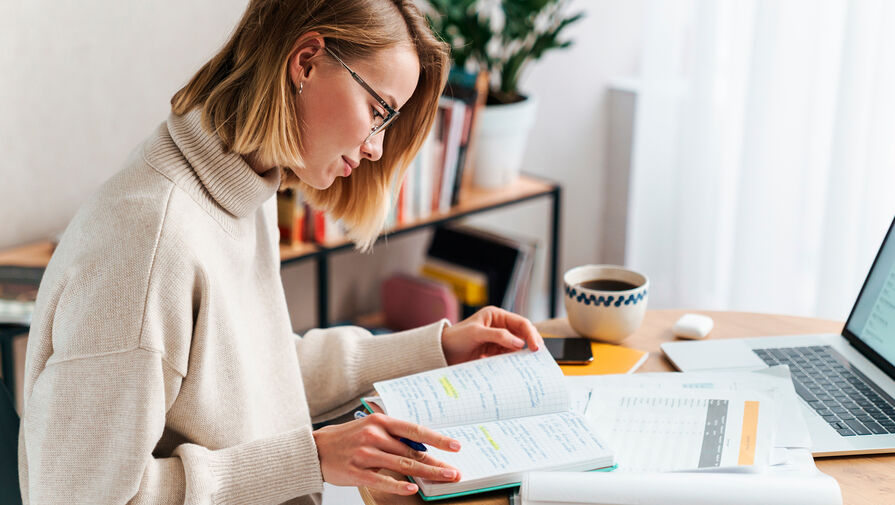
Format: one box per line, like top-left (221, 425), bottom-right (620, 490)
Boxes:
top-left (325, 47), bottom-right (396, 114)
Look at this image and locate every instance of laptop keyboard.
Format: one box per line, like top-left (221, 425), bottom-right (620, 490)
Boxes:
top-left (752, 345), bottom-right (895, 437)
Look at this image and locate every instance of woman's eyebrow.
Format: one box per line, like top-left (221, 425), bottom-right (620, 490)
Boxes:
top-left (384, 93), bottom-right (398, 110)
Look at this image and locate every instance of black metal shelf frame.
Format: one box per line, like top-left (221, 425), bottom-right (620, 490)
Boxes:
top-left (0, 326), bottom-right (22, 404)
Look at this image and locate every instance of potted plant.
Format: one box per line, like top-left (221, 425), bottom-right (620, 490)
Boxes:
top-left (427, 0), bottom-right (583, 188)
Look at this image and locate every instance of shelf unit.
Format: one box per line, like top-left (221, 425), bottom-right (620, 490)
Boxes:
top-left (280, 173), bottom-right (562, 329)
top-left (0, 172), bottom-right (562, 398)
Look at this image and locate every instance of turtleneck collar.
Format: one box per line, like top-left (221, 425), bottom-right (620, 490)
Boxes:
top-left (166, 109), bottom-right (281, 218)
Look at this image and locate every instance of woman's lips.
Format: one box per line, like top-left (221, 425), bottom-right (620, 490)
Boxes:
top-left (342, 156), bottom-right (353, 177)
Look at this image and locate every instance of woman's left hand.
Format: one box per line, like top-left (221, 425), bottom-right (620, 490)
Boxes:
top-left (441, 306), bottom-right (544, 365)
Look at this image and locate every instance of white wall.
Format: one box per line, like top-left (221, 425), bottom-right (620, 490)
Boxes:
top-left (0, 0), bottom-right (250, 248)
top-left (0, 0), bottom-right (645, 328)
top-left (468, 0), bottom-right (645, 319)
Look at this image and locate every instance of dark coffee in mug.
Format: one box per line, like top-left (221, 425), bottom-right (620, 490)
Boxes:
top-left (578, 279), bottom-right (639, 291)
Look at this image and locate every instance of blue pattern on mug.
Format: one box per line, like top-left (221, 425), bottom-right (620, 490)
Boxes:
top-left (565, 284), bottom-right (647, 306)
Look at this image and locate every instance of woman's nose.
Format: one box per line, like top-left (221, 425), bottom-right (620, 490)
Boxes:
top-left (361, 133), bottom-right (384, 162)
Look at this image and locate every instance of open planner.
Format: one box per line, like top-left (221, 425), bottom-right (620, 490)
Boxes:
top-left (362, 348), bottom-right (615, 501)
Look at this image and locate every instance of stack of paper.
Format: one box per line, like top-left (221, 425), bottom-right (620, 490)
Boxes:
top-left (521, 455), bottom-right (842, 505)
top-left (518, 368), bottom-right (843, 505)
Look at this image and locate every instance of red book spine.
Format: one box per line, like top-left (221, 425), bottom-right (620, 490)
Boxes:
top-left (314, 210), bottom-right (326, 244)
top-left (397, 178), bottom-right (406, 225)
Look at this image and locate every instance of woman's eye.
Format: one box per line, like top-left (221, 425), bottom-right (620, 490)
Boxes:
top-left (371, 107), bottom-right (385, 128)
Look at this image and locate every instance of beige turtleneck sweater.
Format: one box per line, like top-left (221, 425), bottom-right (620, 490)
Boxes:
top-left (18, 110), bottom-right (449, 505)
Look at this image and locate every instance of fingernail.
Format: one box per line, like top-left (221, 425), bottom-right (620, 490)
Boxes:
top-left (443, 469), bottom-right (457, 479)
top-left (514, 338), bottom-right (525, 348)
top-left (405, 483), bottom-right (417, 492)
top-left (449, 440), bottom-right (461, 450)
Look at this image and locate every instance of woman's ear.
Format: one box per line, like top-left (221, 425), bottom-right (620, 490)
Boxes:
top-left (288, 32), bottom-right (325, 88)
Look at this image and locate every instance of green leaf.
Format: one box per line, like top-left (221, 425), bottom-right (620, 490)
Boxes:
top-left (423, 0), bottom-right (583, 96)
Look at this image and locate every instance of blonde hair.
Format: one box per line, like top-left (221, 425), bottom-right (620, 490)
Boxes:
top-left (171, 0), bottom-right (449, 250)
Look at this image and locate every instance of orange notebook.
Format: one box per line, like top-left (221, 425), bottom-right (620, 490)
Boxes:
top-left (542, 334), bottom-right (649, 376)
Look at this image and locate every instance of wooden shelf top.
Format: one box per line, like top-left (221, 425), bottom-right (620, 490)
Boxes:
top-left (0, 241), bottom-right (56, 268)
top-left (278, 241), bottom-right (322, 263)
top-left (455, 174), bottom-right (557, 210)
top-left (315, 174), bottom-right (558, 251)
top-left (1, 174), bottom-right (558, 268)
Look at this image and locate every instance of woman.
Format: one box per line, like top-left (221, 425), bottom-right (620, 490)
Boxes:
top-left (18, 1), bottom-right (543, 504)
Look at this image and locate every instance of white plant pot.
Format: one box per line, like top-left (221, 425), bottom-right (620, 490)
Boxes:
top-left (472, 95), bottom-right (539, 189)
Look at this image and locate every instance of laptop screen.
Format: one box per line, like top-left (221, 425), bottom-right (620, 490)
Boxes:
top-left (846, 219), bottom-right (895, 368)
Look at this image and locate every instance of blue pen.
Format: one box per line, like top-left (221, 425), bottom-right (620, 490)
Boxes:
top-left (354, 410), bottom-right (427, 452)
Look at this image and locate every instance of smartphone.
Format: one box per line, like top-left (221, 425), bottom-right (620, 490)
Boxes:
top-left (543, 337), bottom-right (593, 365)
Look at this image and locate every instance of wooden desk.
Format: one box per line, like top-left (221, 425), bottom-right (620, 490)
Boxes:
top-left (360, 310), bottom-right (895, 505)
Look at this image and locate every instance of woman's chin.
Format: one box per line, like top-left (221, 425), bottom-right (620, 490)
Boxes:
top-left (307, 182), bottom-right (333, 191)
top-left (322, 173), bottom-right (341, 189)
top-left (286, 167), bottom-right (338, 190)
top-left (302, 174), bottom-right (338, 191)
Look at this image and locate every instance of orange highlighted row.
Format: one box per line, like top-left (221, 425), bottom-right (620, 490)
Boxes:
top-left (738, 400), bottom-right (760, 465)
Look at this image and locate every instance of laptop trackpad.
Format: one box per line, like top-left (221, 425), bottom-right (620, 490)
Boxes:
top-left (663, 339), bottom-right (768, 371)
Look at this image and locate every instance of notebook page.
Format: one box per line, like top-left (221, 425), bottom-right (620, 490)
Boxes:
top-left (417, 412), bottom-right (613, 496)
top-left (375, 348), bottom-right (568, 429)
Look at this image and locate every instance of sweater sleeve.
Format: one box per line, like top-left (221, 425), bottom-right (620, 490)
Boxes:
top-left (20, 348), bottom-right (322, 505)
top-left (20, 205), bottom-right (323, 504)
top-left (295, 321), bottom-right (450, 422)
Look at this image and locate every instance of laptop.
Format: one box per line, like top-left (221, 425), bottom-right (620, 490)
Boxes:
top-left (662, 216), bottom-right (895, 456)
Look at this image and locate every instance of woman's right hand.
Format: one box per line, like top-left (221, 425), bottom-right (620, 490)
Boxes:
top-left (312, 413), bottom-right (462, 495)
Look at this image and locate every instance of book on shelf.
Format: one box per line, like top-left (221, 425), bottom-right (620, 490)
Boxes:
top-left (398, 157), bottom-right (415, 225)
top-left (427, 102), bottom-right (449, 215)
top-left (389, 68), bottom-right (488, 228)
top-left (279, 192), bottom-right (347, 246)
top-left (436, 97), bottom-right (467, 215)
top-left (511, 243), bottom-right (536, 316)
top-left (443, 68), bottom-right (489, 205)
top-left (426, 225), bottom-right (537, 315)
top-left (0, 265), bottom-right (44, 325)
top-left (412, 130), bottom-right (435, 220)
top-left (276, 189), bottom-right (307, 246)
top-left (361, 348), bottom-right (615, 501)
top-left (312, 209), bottom-right (346, 244)
top-left (380, 274), bottom-right (459, 331)
top-left (385, 172), bottom-right (400, 230)
top-left (420, 257), bottom-right (488, 309)
top-left (505, 234), bottom-right (537, 316)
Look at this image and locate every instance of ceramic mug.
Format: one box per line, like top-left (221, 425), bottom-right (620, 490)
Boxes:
top-left (563, 264), bottom-right (649, 343)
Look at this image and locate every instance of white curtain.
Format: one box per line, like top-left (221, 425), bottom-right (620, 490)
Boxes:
top-left (626, 0), bottom-right (895, 319)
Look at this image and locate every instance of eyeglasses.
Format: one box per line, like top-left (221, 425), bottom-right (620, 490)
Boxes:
top-left (324, 46), bottom-right (400, 143)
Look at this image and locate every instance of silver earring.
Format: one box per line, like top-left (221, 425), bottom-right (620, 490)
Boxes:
top-left (298, 82), bottom-right (303, 95)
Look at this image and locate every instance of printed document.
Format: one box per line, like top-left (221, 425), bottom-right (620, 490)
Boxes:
top-left (569, 366), bottom-right (810, 449)
top-left (585, 388), bottom-right (773, 472)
